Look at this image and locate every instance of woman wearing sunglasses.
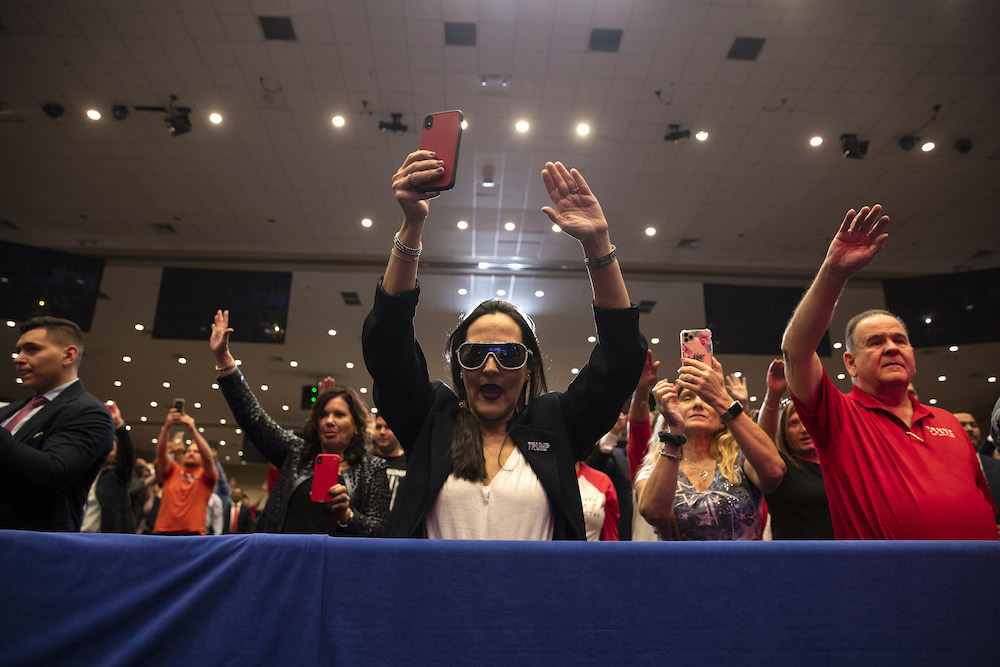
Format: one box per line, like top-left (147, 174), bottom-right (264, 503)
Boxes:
top-left (362, 153), bottom-right (646, 540)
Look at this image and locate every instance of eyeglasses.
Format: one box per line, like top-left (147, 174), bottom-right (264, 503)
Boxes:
top-left (457, 342), bottom-right (530, 371)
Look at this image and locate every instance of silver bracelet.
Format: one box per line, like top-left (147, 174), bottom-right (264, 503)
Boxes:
top-left (393, 232), bottom-right (422, 257)
top-left (659, 446), bottom-right (681, 461)
top-left (215, 361), bottom-right (237, 373)
top-left (585, 244), bottom-right (617, 269)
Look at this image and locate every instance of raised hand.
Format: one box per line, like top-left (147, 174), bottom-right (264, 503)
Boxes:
top-left (392, 150), bottom-right (443, 222)
top-left (652, 379), bottom-right (685, 432)
top-left (824, 204), bottom-right (890, 278)
top-left (765, 358), bottom-right (787, 397)
top-left (317, 376), bottom-right (337, 395)
top-left (540, 162), bottom-right (608, 246)
top-left (106, 400), bottom-right (124, 429)
top-left (210, 309), bottom-right (234, 358)
top-left (725, 373), bottom-right (749, 404)
top-left (637, 349), bottom-right (660, 391)
top-left (677, 357), bottom-right (731, 414)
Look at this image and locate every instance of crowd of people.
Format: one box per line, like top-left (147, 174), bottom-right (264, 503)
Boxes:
top-left (2, 155), bottom-right (998, 541)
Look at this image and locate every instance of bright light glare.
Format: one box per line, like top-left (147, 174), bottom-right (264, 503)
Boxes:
top-left (576, 123), bottom-right (590, 136)
top-left (921, 142), bottom-right (935, 152)
top-left (361, 218), bottom-right (373, 227)
top-left (87, 109), bottom-right (101, 120)
top-left (645, 227), bottom-right (656, 236)
top-left (505, 222), bottom-right (516, 231)
top-left (457, 220), bottom-right (468, 230)
top-left (515, 120), bottom-right (529, 132)
top-left (810, 136), bottom-right (823, 147)
top-left (209, 113), bottom-right (223, 124)
top-left (695, 131), bottom-right (708, 141)
top-left (332, 116), bottom-right (345, 127)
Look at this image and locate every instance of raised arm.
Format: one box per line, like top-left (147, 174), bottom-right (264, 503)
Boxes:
top-left (540, 162), bottom-right (629, 309)
top-left (637, 380), bottom-right (685, 532)
top-left (182, 412), bottom-right (218, 488)
top-left (628, 349), bottom-right (659, 478)
top-left (782, 205), bottom-right (889, 410)
top-left (382, 150), bottom-right (444, 295)
top-left (155, 410), bottom-right (181, 476)
top-left (756, 359), bottom-right (787, 440)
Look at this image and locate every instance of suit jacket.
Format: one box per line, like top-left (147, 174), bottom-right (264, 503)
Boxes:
top-left (363, 280), bottom-right (646, 540)
top-left (0, 380), bottom-right (114, 531)
top-left (223, 502), bottom-right (254, 534)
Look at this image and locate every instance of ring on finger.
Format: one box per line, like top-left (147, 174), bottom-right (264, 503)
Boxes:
top-left (569, 187), bottom-right (580, 194)
top-left (407, 173), bottom-right (415, 189)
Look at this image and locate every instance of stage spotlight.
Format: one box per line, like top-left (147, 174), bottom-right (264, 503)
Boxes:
top-left (165, 109), bottom-right (192, 136)
top-left (840, 133), bottom-right (868, 160)
top-left (42, 103), bottom-right (64, 118)
top-left (954, 138), bottom-right (972, 154)
top-left (111, 105), bottom-right (129, 121)
top-left (898, 135), bottom-right (918, 151)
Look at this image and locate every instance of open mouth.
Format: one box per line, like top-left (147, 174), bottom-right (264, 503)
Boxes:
top-left (480, 384), bottom-right (503, 400)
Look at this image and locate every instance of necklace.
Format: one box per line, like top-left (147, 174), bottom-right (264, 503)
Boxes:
top-left (683, 458), bottom-right (715, 480)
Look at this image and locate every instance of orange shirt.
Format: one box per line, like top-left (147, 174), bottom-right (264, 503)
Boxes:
top-left (153, 460), bottom-right (214, 534)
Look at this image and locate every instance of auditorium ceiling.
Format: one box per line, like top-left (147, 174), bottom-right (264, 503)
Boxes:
top-left (1, 0), bottom-right (998, 456)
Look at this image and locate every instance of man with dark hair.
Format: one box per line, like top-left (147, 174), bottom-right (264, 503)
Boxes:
top-left (782, 205), bottom-right (996, 539)
top-left (371, 414), bottom-right (406, 514)
top-left (1, 316), bottom-right (114, 531)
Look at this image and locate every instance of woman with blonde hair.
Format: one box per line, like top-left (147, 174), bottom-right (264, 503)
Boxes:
top-left (637, 356), bottom-right (784, 540)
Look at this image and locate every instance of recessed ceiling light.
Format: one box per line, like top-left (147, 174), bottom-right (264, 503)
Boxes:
top-left (929, 398), bottom-right (938, 405)
top-left (332, 115), bottom-right (345, 127)
top-left (588, 336), bottom-right (596, 343)
top-left (289, 360), bottom-right (298, 367)
top-left (114, 380), bottom-right (122, 387)
top-left (362, 218), bottom-right (373, 227)
top-left (458, 288), bottom-right (468, 295)
top-left (211, 383), bottom-right (219, 390)
top-left (645, 227), bottom-right (656, 236)
top-left (921, 141), bottom-right (935, 152)
top-left (177, 357), bottom-right (187, 364)
top-left (833, 342), bottom-right (842, 349)
top-left (937, 375), bottom-right (946, 382)
top-left (86, 109), bottom-right (101, 120)
top-left (535, 290), bottom-right (544, 297)
top-left (505, 221), bottom-right (516, 231)
top-left (576, 123), bottom-right (590, 136)
top-left (140, 416), bottom-right (147, 422)
top-left (261, 384), bottom-right (268, 391)
top-left (650, 337), bottom-right (659, 344)
top-left (989, 376), bottom-right (997, 383)
top-left (478, 262), bottom-right (489, 269)
top-left (123, 356), bottom-right (131, 363)
top-left (515, 120), bottom-right (529, 133)
top-left (837, 374), bottom-right (846, 380)
top-left (497, 289), bottom-right (506, 296)
top-left (509, 263), bottom-right (522, 270)
top-left (370, 407), bottom-right (378, 413)
top-left (194, 403), bottom-right (201, 408)
top-left (134, 324), bottom-right (144, 331)
top-left (457, 220), bottom-right (468, 229)
top-left (359, 387), bottom-right (368, 394)
top-left (810, 136), bottom-right (823, 147)
top-left (282, 405), bottom-right (289, 411)
top-left (948, 345), bottom-right (958, 352)
top-left (220, 418), bottom-right (227, 424)
top-left (150, 401), bottom-right (158, 407)
top-left (461, 120), bottom-right (468, 129)
top-left (571, 368), bottom-right (579, 375)
top-left (551, 224), bottom-right (561, 233)
top-left (346, 362), bottom-right (354, 369)
top-left (695, 130), bottom-right (708, 141)
top-left (733, 372), bottom-right (742, 378)
top-left (162, 382), bottom-right (170, 388)
top-left (209, 113), bottom-right (222, 124)
top-left (328, 329), bottom-right (337, 336)
top-left (6, 321), bottom-right (15, 327)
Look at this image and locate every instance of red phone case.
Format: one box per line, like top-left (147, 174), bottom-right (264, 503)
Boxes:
top-left (415, 110), bottom-right (463, 192)
top-left (680, 328), bottom-right (713, 363)
top-left (310, 453), bottom-right (341, 503)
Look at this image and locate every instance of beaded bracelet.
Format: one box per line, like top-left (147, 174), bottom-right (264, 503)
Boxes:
top-left (393, 232), bottom-right (422, 258)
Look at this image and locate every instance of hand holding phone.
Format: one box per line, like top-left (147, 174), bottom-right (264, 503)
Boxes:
top-left (173, 398), bottom-right (185, 413)
top-left (680, 329), bottom-right (713, 363)
top-left (310, 453), bottom-right (341, 503)
top-left (414, 110), bottom-right (463, 192)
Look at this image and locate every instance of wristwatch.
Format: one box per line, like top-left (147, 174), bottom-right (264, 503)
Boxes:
top-left (719, 400), bottom-right (743, 422)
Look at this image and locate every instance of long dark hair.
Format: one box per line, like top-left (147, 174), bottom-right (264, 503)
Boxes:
top-left (445, 299), bottom-right (548, 482)
top-left (301, 387), bottom-right (369, 467)
top-left (444, 300), bottom-right (548, 481)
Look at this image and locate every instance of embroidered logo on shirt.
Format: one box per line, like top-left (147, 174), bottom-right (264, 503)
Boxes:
top-left (926, 426), bottom-right (957, 438)
top-left (527, 441), bottom-right (550, 452)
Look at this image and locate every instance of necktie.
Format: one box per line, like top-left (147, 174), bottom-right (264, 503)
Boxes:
top-left (3, 395), bottom-right (48, 433)
top-left (231, 504), bottom-right (240, 532)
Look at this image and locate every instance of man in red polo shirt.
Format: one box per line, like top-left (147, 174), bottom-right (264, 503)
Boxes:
top-left (781, 203), bottom-right (997, 539)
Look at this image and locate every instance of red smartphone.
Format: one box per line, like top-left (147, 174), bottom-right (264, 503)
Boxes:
top-left (414, 110), bottom-right (463, 192)
top-left (680, 329), bottom-right (713, 363)
top-left (310, 454), bottom-right (341, 503)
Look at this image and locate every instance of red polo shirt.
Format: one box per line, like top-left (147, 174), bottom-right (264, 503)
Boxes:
top-left (791, 369), bottom-right (997, 540)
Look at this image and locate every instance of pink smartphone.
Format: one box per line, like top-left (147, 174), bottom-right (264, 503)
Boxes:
top-left (680, 329), bottom-right (713, 363)
top-left (310, 453), bottom-right (341, 503)
top-left (414, 110), bottom-right (463, 192)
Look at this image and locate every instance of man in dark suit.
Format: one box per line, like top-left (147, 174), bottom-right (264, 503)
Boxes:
top-left (0, 317), bottom-right (114, 531)
top-left (223, 487), bottom-right (254, 534)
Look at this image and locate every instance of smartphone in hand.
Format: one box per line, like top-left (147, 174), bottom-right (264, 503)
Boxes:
top-left (172, 398), bottom-right (185, 412)
top-left (310, 453), bottom-right (341, 503)
top-left (414, 110), bottom-right (463, 192)
top-left (680, 329), bottom-right (713, 363)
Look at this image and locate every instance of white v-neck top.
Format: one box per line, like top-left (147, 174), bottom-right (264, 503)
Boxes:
top-left (425, 446), bottom-right (554, 540)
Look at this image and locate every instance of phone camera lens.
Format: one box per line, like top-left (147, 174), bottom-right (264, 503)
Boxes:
top-left (424, 116), bottom-right (433, 129)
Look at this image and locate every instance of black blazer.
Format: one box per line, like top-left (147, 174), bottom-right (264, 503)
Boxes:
top-left (363, 280), bottom-right (646, 540)
top-left (223, 503), bottom-right (254, 534)
top-left (0, 380), bottom-right (114, 531)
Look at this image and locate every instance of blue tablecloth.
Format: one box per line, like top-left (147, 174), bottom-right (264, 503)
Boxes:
top-left (1, 531), bottom-right (996, 665)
